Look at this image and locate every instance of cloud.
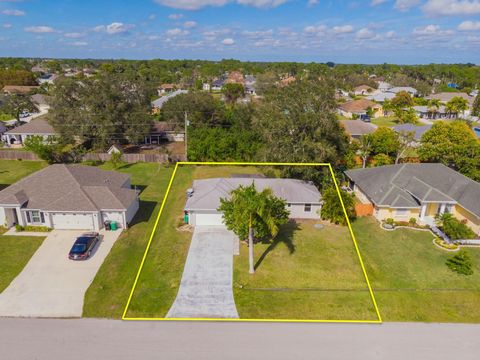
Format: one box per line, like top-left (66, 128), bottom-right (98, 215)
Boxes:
top-left (303, 25), bottom-right (327, 35)
top-left (166, 28), bottom-right (190, 36)
top-left (2, 23), bottom-right (12, 29)
top-left (332, 25), bottom-right (354, 34)
top-left (1, 9), bottom-right (25, 16)
top-left (148, 14), bottom-right (156, 20)
top-left (221, 37), bottom-right (235, 45)
top-left (24, 26), bottom-right (55, 33)
top-left (70, 41), bottom-right (88, 46)
top-left (412, 24), bottom-right (454, 38)
top-left (458, 20), bottom-right (480, 30)
top-left (371, 0), bottom-right (387, 5)
top-left (154, 0), bottom-right (287, 10)
top-left (168, 13), bottom-right (184, 19)
top-left (356, 27), bottom-right (376, 39)
top-left (394, 0), bottom-right (420, 11)
top-left (385, 30), bottom-right (396, 38)
top-left (94, 22), bottom-right (135, 35)
top-left (183, 21), bottom-right (197, 28)
top-left (422, 0), bottom-right (480, 16)
top-left (64, 32), bottom-right (84, 38)
top-left (307, 0), bottom-right (319, 6)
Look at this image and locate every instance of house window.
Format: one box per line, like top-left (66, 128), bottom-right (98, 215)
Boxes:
top-left (396, 208), bottom-right (408, 216)
top-left (304, 204), bottom-right (312, 212)
top-left (26, 210), bottom-right (44, 224)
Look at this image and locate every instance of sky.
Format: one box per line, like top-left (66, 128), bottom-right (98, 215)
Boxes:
top-left (0, 0), bottom-right (480, 64)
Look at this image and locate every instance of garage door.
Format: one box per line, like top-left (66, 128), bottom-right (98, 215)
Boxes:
top-left (195, 213), bottom-right (224, 226)
top-left (101, 212), bottom-right (124, 228)
top-left (51, 213), bottom-right (94, 230)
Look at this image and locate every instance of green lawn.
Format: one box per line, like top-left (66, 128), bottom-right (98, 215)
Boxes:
top-left (0, 235), bottom-right (46, 292)
top-left (234, 220), bottom-right (378, 320)
top-left (371, 116), bottom-right (399, 127)
top-left (353, 217), bottom-right (480, 323)
top-left (125, 165), bottom-right (261, 318)
top-left (0, 160), bottom-right (47, 189)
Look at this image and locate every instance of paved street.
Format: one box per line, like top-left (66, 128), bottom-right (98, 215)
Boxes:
top-left (0, 230), bottom-right (121, 317)
top-left (167, 226), bottom-right (239, 319)
top-left (1, 318), bottom-right (480, 360)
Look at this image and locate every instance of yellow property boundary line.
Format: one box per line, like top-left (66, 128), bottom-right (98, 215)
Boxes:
top-left (122, 162), bottom-right (383, 324)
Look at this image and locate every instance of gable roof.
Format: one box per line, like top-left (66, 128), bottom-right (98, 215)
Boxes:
top-left (426, 92), bottom-right (475, 106)
top-left (5, 118), bottom-right (56, 135)
top-left (339, 99), bottom-right (380, 113)
top-left (340, 120), bottom-right (377, 136)
top-left (185, 178), bottom-right (322, 211)
top-left (392, 124), bottom-right (432, 141)
top-left (345, 163), bottom-right (480, 217)
top-left (0, 164), bottom-right (137, 211)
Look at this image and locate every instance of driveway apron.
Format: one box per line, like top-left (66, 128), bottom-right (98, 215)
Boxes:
top-left (167, 226), bottom-right (239, 319)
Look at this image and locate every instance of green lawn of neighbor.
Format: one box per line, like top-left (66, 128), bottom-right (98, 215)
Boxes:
top-left (233, 220), bottom-right (377, 320)
top-left (0, 235), bottom-right (46, 293)
top-left (83, 162), bottom-right (173, 318)
top-left (353, 217), bottom-right (480, 323)
top-left (125, 165), bottom-right (261, 318)
top-left (0, 160), bottom-right (47, 189)
top-left (371, 116), bottom-right (399, 127)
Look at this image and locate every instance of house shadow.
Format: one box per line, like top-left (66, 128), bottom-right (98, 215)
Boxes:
top-left (132, 184), bottom-right (148, 195)
top-left (128, 200), bottom-right (158, 227)
top-left (254, 220), bottom-right (300, 271)
top-left (0, 183), bottom-right (8, 191)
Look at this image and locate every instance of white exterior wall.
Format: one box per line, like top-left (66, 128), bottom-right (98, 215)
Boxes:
top-left (287, 203), bottom-right (321, 219)
top-left (101, 211), bottom-right (125, 228)
top-left (125, 197), bottom-right (139, 223)
top-left (50, 212), bottom-right (96, 230)
top-left (0, 207), bottom-right (5, 227)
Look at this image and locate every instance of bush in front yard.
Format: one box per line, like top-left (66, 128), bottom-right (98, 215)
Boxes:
top-left (446, 250), bottom-right (474, 275)
top-left (437, 213), bottom-right (476, 240)
top-left (15, 225), bottom-right (51, 232)
top-left (320, 187), bottom-right (356, 226)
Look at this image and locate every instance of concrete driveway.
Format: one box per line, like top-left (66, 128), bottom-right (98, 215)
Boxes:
top-left (167, 226), bottom-right (239, 319)
top-left (0, 229), bottom-right (121, 318)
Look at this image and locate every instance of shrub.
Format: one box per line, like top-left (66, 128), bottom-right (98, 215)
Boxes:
top-left (437, 213), bottom-right (476, 240)
top-left (385, 218), bottom-right (395, 226)
top-left (409, 217), bottom-right (417, 226)
top-left (434, 237), bottom-right (458, 250)
top-left (23, 225), bottom-right (52, 232)
top-left (446, 250), bottom-right (474, 275)
top-left (15, 224), bottom-right (24, 232)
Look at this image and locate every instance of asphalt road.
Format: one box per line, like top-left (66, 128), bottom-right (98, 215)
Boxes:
top-left (1, 318), bottom-right (480, 360)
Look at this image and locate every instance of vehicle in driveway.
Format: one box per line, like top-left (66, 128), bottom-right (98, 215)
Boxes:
top-left (68, 232), bottom-right (99, 260)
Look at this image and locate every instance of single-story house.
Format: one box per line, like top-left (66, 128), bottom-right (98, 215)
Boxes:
top-left (212, 78), bottom-right (225, 91)
top-left (0, 164), bottom-right (139, 230)
top-left (144, 121), bottom-right (184, 144)
top-left (2, 118), bottom-right (56, 147)
top-left (376, 81), bottom-right (392, 92)
top-left (412, 105), bottom-right (448, 120)
top-left (354, 85), bottom-right (375, 96)
top-left (387, 87), bottom-right (418, 96)
top-left (366, 92), bottom-right (396, 103)
top-left (151, 90), bottom-right (188, 112)
top-left (157, 83), bottom-right (176, 96)
top-left (202, 83), bottom-right (211, 91)
top-left (345, 163), bottom-right (480, 235)
top-left (426, 92), bottom-right (474, 107)
top-left (37, 73), bottom-right (58, 85)
top-left (392, 123), bottom-right (432, 142)
top-left (184, 177), bottom-right (322, 226)
top-left (0, 122), bottom-right (7, 137)
top-left (338, 99), bottom-right (383, 119)
top-left (31, 94), bottom-right (51, 113)
top-left (340, 120), bottom-right (377, 140)
top-left (2, 85), bottom-right (40, 95)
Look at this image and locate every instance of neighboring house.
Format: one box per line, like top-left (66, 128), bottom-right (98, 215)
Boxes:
top-left (144, 121), bottom-right (184, 144)
top-left (151, 90), bottom-right (188, 112)
top-left (225, 71), bottom-right (245, 85)
top-left (376, 81), bottom-right (392, 92)
top-left (387, 87), bottom-right (418, 96)
top-left (426, 92), bottom-right (475, 107)
top-left (157, 83), bottom-right (176, 96)
top-left (184, 177), bottom-right (322, 226)
top-left (2, 85), bottom-right (40, 95)
top-left (338, 99), bottom-right (383, 119)
top-left (366, 92), bottom-right (396, 103)
top-left (211, 78), bottom-right (225, 91)
top-left (30, 94), bottom-right (51, 113)
top-left (245, 75), bottom-right (257, 95)
top-left (107, 144), bottom-right (124, 155)
top-left (2, 118), bottom-right (56, 147)
top-left (279, 75), bottom-right (296, 87)
top-left (345, 164), bottom-right (480, 235)
top-left (412, 105), bottom-right (448, 120)
top-left (0, 164), bottom-right (139, 230)
top-left (392, 124), bottom-right (432, 142)
top-left (0, 122), bottom-right (7, 138)
top-left (202, 83), bottom-right (211, 91)
top-left (37, 73), bottom-right (58, 85)
top-left (354, 85), bottom-right (375, 96)
top-left (340, 120), bottom-right (377, 140)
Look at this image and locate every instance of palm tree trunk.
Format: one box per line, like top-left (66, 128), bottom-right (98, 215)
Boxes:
top-left (248, 223), bottom-right (254, 274)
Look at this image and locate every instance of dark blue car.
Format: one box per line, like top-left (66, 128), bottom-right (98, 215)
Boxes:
top-left (68, 232), bottom-right (99, 260)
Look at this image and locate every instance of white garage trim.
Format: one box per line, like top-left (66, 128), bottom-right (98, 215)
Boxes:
top-left (51, 212), bottom-right (95, 230)
top-left (101, 211), bottom-right (125, 228)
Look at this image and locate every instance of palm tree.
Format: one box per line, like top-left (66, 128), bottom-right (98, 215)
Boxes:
top-left (357, 135), bottom-right (372, 168)
top-left (427, 99), bottom-right (441, 119)
top-left (219, 184), bottom-right (289, 274)
top-left (445, 96), bottom-right (469, 119)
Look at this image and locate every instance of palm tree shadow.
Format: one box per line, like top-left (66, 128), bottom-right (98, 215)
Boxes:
top-left (254, 220), bottom-right (300, 270)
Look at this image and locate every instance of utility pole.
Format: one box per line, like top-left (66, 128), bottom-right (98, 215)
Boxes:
top-left (184, 111), bottom-right (189, 161)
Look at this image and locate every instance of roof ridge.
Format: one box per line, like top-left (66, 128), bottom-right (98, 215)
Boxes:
top-left (409, 175), bottom-right (454, 202)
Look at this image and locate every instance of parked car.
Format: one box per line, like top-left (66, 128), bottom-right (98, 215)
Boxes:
top-left (19, 111), bottom-right (30, 118)
top-left (360, 114), bottom-right (371, 122)
top-left (68, 232), bottom-right (99, 260)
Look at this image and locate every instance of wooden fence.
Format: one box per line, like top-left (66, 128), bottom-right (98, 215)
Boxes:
top-left (0, 150), bottom-right (39, 161)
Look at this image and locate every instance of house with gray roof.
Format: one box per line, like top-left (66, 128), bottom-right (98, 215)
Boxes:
top-left (392, 124), bottom-right (432, 142)
top-left (184, 177), bottom-right (322, 226)
top-left (345, 164), bottom-right (480, 235)
top-left (2, 118), bottom-right (56, 147)
top-left (340, 120), bottom-right (377, 139)
top-left (0, 165), bottom-right (139, 231)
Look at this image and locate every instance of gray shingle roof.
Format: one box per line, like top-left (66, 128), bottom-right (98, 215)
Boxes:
top-left (185, 178), bottom-right (321, 211)
top-left (0, 164), bottom-right (136, 212)
top-left (5, 118), bottom-right (56, 135)
top-left (340, 120), bottom-right (377, 136)
top-left (392, 124), bottom-right (432, 141)
top-left (345, 164), bottom-right (480, 217)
